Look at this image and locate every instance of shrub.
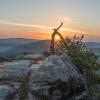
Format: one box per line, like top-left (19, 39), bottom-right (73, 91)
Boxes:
top-left (55, 35), bottom-right (100, 85)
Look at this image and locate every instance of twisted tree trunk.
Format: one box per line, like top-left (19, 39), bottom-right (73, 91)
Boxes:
top-left (50, 22), bottom-right (68, 55)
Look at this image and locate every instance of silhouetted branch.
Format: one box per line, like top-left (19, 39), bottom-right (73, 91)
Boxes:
top-left (55, 22), bottom-right (63, 31)
top-left (50, 22), bottom-right (68, 55)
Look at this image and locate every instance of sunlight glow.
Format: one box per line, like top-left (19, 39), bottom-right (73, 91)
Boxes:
top-left (0, 20), bottom-right (85, 40)
top-left (55, 35), bottom-right (61, 41)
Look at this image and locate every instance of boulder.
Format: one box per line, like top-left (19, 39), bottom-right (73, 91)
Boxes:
top-left (30, 55), bottom-right (90, 100)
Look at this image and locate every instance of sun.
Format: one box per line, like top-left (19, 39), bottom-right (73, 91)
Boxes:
top-left (55, 35), bottom-right (60, 41)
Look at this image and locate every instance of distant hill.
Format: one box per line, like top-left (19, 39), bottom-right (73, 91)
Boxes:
top-left (0, 38), bottom-right (38, 55)
top-left (0, 38), bottom-right (37, 46)
top-left (0, 38), bottom-right (100, 57)
top-left (85, 42), bottom-right (100, 49)
top-left (85, 42), bottom-right (100, 61)
top-left (85, 42), bottom-right (100, 53)
top-left (0, 39), bottom-right (50, 56)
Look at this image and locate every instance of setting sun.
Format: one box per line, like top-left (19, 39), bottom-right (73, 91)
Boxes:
top-left (55, 35), bottom-right (61, 41)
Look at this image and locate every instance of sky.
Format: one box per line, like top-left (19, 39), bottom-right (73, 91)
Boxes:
top-left (0, 0), bottom-right (100, 42)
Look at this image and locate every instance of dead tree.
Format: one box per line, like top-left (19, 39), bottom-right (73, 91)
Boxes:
top-left (50, 22), bottom-right (68, 55)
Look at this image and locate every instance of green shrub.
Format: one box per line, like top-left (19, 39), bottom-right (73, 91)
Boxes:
top-left (55, 35), bottom-right (100, 85)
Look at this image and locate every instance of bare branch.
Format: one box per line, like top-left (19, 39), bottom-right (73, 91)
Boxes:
top-left (54, 22), bottom-right (63, 31)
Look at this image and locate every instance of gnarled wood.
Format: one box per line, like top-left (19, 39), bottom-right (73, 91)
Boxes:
top-left (50, 22), bottom-right (68, 55)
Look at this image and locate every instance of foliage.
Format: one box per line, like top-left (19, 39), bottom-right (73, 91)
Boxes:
top-left (55, 35), bottom-right (100, 85)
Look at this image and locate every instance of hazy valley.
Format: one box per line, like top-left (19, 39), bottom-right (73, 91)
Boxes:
top-left (0, 38), bottom-right (100, 57)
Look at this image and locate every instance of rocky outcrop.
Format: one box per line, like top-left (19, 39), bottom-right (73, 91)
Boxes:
top-left (0, 54), bottom-right (91, 100)
top-left (30, 55), bottom-right (90, 100)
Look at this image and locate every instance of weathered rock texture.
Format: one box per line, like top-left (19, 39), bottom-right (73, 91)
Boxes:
top-left (0, 54), bottom-right (91, 100)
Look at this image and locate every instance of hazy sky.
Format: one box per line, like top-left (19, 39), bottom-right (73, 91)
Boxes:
top-left (0, 0), bottom-right (100, 41)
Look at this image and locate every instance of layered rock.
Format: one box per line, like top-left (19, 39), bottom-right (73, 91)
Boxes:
top-left (0, 54), bottom-right (91, 100)
top-left (0, 60), bottom-right (32, 81)
top-left (0, 60), bottom-right (32, 100)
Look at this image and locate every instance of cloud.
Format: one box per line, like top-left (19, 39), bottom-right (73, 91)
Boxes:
top-left (0, 20), bottom-right (52, 29)
top-left (0, 20), bottom-right (80, 32)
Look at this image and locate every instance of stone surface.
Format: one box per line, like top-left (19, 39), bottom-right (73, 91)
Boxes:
top-left (0, 60), bottom-right (32, 81)
top-left (0, 85), bottom-right (16, 100)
